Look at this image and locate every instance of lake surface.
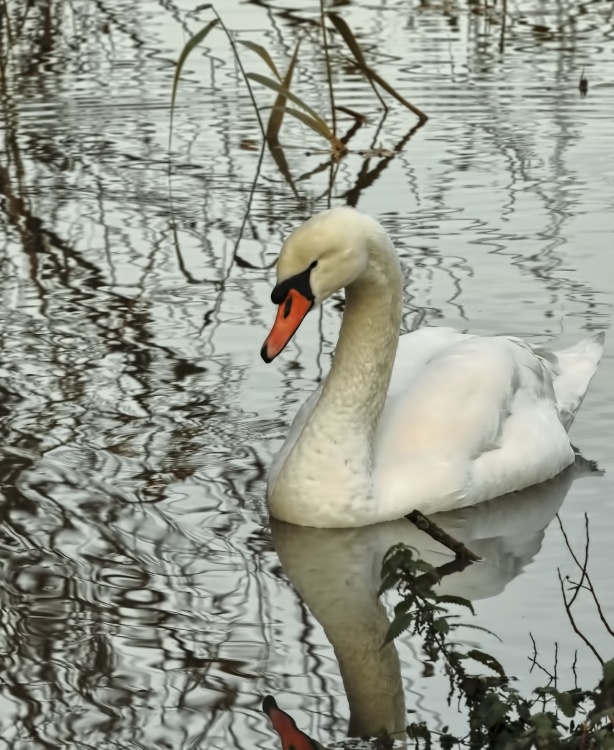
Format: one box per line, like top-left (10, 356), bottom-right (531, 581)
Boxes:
top-left (0, 1), bottom-right (613, 747)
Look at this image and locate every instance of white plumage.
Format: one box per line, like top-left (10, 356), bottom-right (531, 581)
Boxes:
top-left (264, 208), bottom-right (605, 528)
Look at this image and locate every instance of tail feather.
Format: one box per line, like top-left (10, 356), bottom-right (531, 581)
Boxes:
top-left (553, 331), bottom-right (605, 431)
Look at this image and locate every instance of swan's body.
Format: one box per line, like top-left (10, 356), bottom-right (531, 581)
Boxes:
top-left (261, 208), bottom-right (605, 529)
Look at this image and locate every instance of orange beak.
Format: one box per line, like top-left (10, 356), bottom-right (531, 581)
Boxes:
top-left (261, 289), bottom-right (313, 363)
top-left (262, 696), bottom-right (318, 750)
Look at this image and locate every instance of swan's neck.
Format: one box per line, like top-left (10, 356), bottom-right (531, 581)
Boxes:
top-left (269, 232), bottom-right (403, 528)
top-left (322, 269), bottom-right (402, 430)
top-left (331, 592), bottom-right (406, 737)
top-left (270, 522), bottom-right (407, 737)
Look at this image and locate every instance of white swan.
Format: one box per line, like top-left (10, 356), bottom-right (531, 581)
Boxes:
top-left (261, 208), bottom-right (605, 528)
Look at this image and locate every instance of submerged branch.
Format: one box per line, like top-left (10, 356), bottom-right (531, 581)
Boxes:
top-left (406, 510), bottom-right (481, 563)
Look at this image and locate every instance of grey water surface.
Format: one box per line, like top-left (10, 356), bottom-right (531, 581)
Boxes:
top-left (0, 1), bottom-right (613, 748)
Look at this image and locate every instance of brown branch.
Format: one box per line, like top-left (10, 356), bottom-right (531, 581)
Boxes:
top-left (406, 510), bottom-right (481, 563)
top-left (558, 514), bottom-right (614, 637)
top-left (557, 568), bottom-right (604, 666)
top-left (564, 513), bottom-right (590, 608)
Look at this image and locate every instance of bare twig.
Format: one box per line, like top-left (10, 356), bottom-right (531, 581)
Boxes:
top-left (200, 6), bottom-right (266, 138)
top-left (528, 633), bottom-right (556, 684)
top-left (529, 632), bottom-right (538, 674)
top-left (558, 514), bottom-right (614, 637)
top-left (499, 0), bottom-right (508, 53)
top-left (564, 514), bottom-right (590, 608)
top-left (319, 0), bottom-right (336, 139)
top-left (557, 568), bottom-right (604, 665)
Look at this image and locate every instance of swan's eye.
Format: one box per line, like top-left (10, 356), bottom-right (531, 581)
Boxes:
top-left (283, 296), bottom-right (293, 319)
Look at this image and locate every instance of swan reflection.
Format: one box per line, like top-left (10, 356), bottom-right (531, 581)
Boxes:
top-left (270, 457), bottom-right (598, 738)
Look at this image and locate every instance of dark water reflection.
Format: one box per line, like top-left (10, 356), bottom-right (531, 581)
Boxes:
top-left (0, 0), bottom-right (613, 747)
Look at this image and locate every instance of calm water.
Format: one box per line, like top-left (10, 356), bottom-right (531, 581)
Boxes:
top-left (0, 1), bottom-right (613, 747)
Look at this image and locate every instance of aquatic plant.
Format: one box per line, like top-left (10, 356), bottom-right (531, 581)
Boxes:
top-left (170, 2), bottom-right (427, 160)
top-left (380, 521), bottom-right (614, 749)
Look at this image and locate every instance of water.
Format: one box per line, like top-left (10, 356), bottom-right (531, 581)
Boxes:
top-left (0, 0), bottom-right (613, 747)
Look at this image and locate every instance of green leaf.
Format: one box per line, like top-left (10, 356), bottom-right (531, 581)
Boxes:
top-left (433, 617), bottom-right (450, 635)
top-left (265, 139), bottom-right (298, 197)
top-left (439, 734), bottom-right (458, 750)
top-left (535, 687), bottom-right (587, 719)
top-left (464, 649), bottom-right (507, 679)
top-left (277, 107), bottom-right (334, 144)
top-left (435, 594), bottom-right (475, 614)
top-left (456, 622), bottom-right (501, 640)
top-left (554, 692), bottom-right (577, 719)
top-left (477, 694), bottom-right (510, 728)
top-left (528, 711), bottom-right (560, 738)
top-left (382, 612), bottom-right (414, 645)
top-left (412, 559), bottom-right (440, 576)
top-left (406, 721), bottom-right (432, 749)
top-left (237, 40), bottom-right (282, 81)
top-left (360, 64), bottom-right (428, 121)
top-left (517, 701), bottom-right (532, 722)
top-left (603, 660), bottom-right (614, 689)
top-left (328, 12), bottom-right (427, 122)
top-left (378, 572), bottom-right (401, 597)
top-left (328, 13), bottom-right (368, 68)
top-left (246, 73), bottom-right (332, 137)
top-left (589, 706), bottom-right (614, 725)
top-left (266, 39), bottom-right (300, 141)
top-left (381, 543), bottom-right (419, 569)
top-left (170, 20), bottom-right (219, 150)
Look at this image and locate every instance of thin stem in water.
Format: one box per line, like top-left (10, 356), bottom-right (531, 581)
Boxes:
top-left (203, 6), bottom-right (266, 138)
top-left (319, 0), bottom-right (336, 139)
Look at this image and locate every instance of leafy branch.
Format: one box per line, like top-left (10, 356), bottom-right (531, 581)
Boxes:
top-left (380, 543), bottom-right (614, 749)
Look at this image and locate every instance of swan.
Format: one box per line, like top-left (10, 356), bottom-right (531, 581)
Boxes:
top-left (261, 208), bottom-right (605, 529)
top-left (264, 458), bottom-right (599, 746)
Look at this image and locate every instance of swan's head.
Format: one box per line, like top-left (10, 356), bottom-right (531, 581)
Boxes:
top-left (261, 207), bottom-right (374, 362)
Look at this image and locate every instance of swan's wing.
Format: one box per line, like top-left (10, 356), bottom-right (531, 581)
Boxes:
top-left (376, 334), bottom-right (577, 516)
top-left (386, 326), bottom-right (473, 401)
top-left (552, 331), bottom-right (605, 430)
